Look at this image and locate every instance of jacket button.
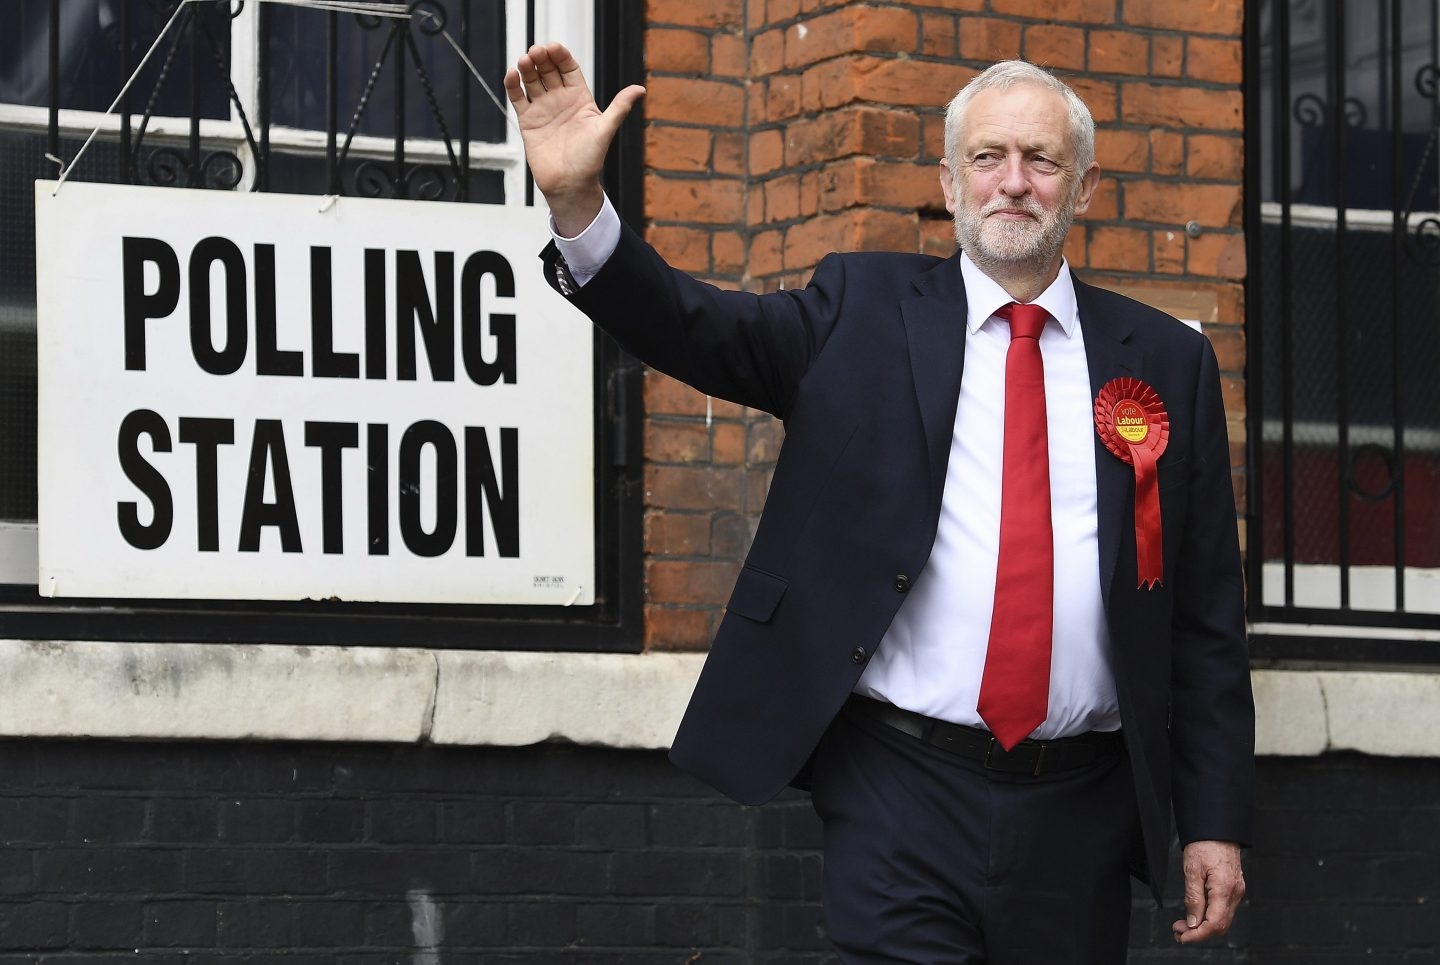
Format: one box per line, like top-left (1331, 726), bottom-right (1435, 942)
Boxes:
top-left (893, 574), bottom-right (911, 593)
top-left (851, 646), bottom-right (868, 664)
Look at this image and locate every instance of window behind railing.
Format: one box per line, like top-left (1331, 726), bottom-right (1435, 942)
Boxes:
top-left (0, 0), bottom-right (645, 649)
top-left (1247, 0), bottom-right (1440, 659)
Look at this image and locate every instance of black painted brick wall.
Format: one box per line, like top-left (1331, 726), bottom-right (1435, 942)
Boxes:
top-left (0, 740), bottom-right (825, 964)
top-left (0, 742), bottom-right (1435, 962)
top-left (1241, 754), bottom-right (1440, 965)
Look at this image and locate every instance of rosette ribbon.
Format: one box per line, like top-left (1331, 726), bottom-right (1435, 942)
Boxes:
top-left (1094, 378), bottom-right (1170, 588)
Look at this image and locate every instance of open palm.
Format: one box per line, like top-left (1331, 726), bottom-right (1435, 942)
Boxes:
top-left (504, 42), bottom-right (644, 233)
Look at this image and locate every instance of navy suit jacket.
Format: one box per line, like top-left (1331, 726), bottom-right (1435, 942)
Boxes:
top-left (543, 221), bottom-right (1255, 897)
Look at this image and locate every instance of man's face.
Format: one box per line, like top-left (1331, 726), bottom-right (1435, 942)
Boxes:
top-left (940, 84), bottom-right (1099, 277)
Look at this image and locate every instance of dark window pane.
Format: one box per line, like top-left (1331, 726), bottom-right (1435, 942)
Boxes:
top-left (1257, 0), bottom-right (1440, 212)
top-left (265, 151), bottom-right (505, 203)
top-left (267, 2), bottom-right (508, 144)
top-left (0, 330), bottom-right (36, 522)
top-left (0, 0), bottom-right (233, 120)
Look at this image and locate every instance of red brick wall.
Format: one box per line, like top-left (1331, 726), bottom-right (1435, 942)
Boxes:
top-left (637, 0), bottom-right (1246, 649)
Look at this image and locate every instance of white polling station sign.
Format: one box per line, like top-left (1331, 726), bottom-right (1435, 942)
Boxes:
top-left (34, 180), bottom-right (595, 605)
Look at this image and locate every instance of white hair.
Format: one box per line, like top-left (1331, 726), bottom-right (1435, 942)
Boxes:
top-left (943, 61), bottom-right (1095, 175)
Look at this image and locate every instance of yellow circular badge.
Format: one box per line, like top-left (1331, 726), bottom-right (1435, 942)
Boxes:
top-left (1114, 400), bottom-right (1149, 444)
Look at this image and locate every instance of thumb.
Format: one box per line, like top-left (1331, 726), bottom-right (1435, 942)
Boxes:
top-left (600, 84), bottom-right (646, 134)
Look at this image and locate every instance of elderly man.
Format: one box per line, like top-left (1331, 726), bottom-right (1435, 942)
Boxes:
top-left (505, 43), bottom-right (1253, 964)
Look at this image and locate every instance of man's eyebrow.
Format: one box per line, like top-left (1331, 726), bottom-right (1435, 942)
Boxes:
top-left (964, 138), bottom-right (1006, 153)
top-left (963, 141), bottom-right (1067, 162)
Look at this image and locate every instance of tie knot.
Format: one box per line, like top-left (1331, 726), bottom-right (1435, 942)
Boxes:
top-left (999, 302), bottom-right (1048, 341)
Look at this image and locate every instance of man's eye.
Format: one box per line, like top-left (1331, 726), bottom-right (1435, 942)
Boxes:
top-left (1032, 156), bottom-right (1059, 172)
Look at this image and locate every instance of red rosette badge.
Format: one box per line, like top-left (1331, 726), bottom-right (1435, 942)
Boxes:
top-left (1094, 378), bottom-right (1170, 588)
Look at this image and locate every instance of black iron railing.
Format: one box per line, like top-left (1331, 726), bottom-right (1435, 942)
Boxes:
top-left (1247, 0), bottom-right (1440, 655)
top-left (45, 0), bottom-right (504, 199)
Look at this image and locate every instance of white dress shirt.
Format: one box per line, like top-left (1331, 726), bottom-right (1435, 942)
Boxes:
top-left (552, 194), bottom-right (622, 285)
top-left (555, 201), bottom-right (1120, 739)
top-left (854, 255), bottom-right (1119, 738)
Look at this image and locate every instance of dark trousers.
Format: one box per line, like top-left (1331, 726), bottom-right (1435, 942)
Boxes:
top-left (809, 706), bottom-right (1140, 964)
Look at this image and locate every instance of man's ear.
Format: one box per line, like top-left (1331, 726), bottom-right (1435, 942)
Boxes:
top-left (939, 158), bottom-right (958, 216)
top-left (1072, 161), bottom-right (1102, 216)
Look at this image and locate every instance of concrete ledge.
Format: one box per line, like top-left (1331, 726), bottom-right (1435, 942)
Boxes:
top-left (1253, 668), bottom-right (1440, 757)
top-left (0, 642), bottom-right (1434, 759)
top-left (0, 639), bottom-right (438, 742)
top-left (430, 650), bottom-right (704, 749)
top-left (1251, 669), bottom-right (1328, 756)
top-left (0, 639), bottom-right (704, 750)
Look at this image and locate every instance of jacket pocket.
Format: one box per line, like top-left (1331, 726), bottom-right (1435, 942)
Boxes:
top-left (726, 566), bottom-right (788, 623)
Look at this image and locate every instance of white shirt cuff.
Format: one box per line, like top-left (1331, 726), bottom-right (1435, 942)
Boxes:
top-left (550, 193), bottom-right (621, 288)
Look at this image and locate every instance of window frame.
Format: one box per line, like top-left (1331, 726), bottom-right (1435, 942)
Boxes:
top-left (0, 0), bottom-right (646, 651)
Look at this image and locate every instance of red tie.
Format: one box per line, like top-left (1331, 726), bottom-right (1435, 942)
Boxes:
top-left (977, 302), bottom-right (1054, 750)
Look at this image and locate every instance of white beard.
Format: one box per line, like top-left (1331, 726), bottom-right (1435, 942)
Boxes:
top-left (953, 190), bottom-right (1076, 276)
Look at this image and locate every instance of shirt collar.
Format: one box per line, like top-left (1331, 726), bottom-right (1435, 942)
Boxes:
top-left (959, 251), bottom-right (1080, 339)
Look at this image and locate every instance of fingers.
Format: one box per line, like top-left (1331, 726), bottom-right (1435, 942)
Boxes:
top-left (1172, 900), bottom-right (1233, 944)
top-left (502, 68), bottom-right (526, 109)
top-left (1170, 840), bottom-right (1246, 945)
top-left (502, 52), bottom-right (543, 113)
top-left (509, 42), bottom-right (582, 106)
top-left (543, 43), bottom-right (586, 87)
top-left (1181, 873), bottom-right (1205, 931)
top-left (519, 48), bottom-right (549, 101)
top-left (508, 43), bottom-right (641, 136)
top-left (1202, 873), bottom-right (1243, 934)
top-left (1170, 874), bottom-right (1210, 945)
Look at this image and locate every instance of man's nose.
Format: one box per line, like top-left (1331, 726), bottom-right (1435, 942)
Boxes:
top-left (998, 157), bottom-right (1029, 196)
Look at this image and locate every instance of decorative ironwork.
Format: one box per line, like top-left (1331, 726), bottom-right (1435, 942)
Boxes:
top-left (1400, 63), bottom-right (1440, 265)
top-left (1346, 443), bottom-right (1398, 502)
top-left (1290, 92), bottom-right (1366, 128)
top-left (128, 0), bottom-right (254, 190)
top-left (1292, 91), bottom-right (1326, 126)
top-left (331, 2), bottom-right (469, 201)
top-left (1405, 215), bottom-right (1440, 265)
top-left (103, 0), bottom-right (479, 199)
top-left (1343, 97), bottom-right (1367, 128)
top-left (144, 145), bottom-right (187, 185)
top-left (1416, 63), bottom-right (1440, 98)
top-left (201, 149), bottom-right (245, 189)
top-left (407, 164), bottom-right (449, 200)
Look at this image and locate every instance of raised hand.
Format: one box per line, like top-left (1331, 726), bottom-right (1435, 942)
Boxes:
top-left (503, 42), bottom-right (645, 236)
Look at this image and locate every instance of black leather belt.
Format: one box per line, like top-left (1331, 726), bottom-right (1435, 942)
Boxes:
top-left (845, 695), bottom-right (1123, 776)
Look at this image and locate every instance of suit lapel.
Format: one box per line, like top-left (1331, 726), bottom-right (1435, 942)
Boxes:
top-left (898, 267), bottom-right (1146, 592)
top-left (902, 256), bottom-right (969, 505)
top-left (1074, 278), bottom-right (1144, 596)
